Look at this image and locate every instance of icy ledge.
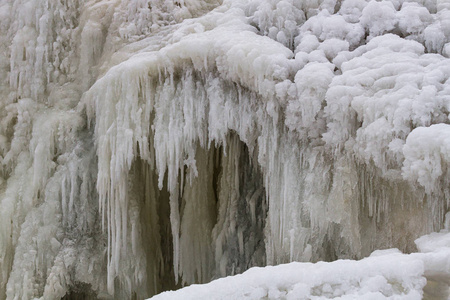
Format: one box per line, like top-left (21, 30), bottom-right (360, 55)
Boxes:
top-left (151, 231), bottom-right (450, 299)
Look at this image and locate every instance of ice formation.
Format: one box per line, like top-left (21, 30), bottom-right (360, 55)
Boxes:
top-left (0, 0), bottom-right (449, 299)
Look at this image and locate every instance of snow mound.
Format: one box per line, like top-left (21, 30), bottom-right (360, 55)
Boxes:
top-left (151, 232), bottom-right (450, 300)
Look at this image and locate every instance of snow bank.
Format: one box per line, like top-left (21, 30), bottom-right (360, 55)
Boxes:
top-left (151, 231), bottom-right (450, 300)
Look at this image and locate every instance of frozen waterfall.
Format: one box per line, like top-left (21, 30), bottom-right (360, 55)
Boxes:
top-left (0, 0), bottom-right (449, 299)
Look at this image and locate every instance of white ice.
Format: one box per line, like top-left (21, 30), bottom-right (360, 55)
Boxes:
top-left (0, 0), bottom-right (449, 298)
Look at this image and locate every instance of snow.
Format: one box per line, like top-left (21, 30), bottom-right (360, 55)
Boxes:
top-left (360, 1), bottom-right (398, 38)
top-left (151, 231), bottom-right (450, 300)
top-left (402, 124), bottom-right (450, 194)
top-left (0, 0), bottom-right (449, 299)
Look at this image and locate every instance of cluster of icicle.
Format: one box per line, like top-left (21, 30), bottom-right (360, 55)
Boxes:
top-left (0, 0), bottom-right (449, 298)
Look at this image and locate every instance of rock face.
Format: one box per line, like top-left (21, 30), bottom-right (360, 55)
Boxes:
top-left (0, 0), bottom-right (449, 299)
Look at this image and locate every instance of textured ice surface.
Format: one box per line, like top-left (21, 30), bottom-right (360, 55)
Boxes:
top-left (0, 0), bottom-right (449, 299)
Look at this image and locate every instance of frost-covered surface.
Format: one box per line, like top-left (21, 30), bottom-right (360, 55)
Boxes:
top-left (151, 231), bottom-right (450, 299)
top-left (0, 0), bottom-right (450, 299)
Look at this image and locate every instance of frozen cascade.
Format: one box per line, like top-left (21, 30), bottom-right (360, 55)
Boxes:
top-left (0, 0), bottom-right (449, 299)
